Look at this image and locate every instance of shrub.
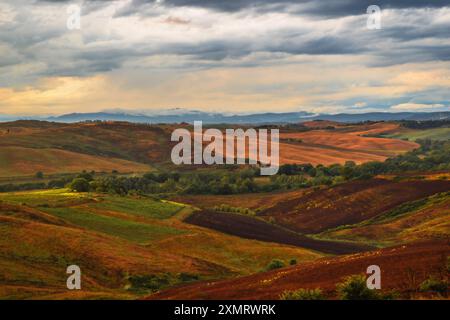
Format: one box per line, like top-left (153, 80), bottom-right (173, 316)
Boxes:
top-left (419, 276), bottom-right (448, 295)
top-left (69, 178), bottom-right (90, 192)
top-left (280, 288), bottom-right (324, 300)
top-left (77, 172), bottom-right (94, 181)
top-left (337, 274), bottom-right (381, 300)
top-left (289, 259), bottom-right (297, 266)
top-left (178, 273), bottom-right (199, 283)
top-left (128, 274), bottom-right (169, 292)
top-left (265, 259), bottom-right (285, 271)
top-left (48, 179), bottom-right (67, 189)
top-left (35, 171), bottom-right (44, 179)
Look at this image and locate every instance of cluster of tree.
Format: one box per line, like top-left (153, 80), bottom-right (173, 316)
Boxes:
top-left (2, 139), bottom-right (447, 195)
top-left (0, 171), bottom-right (93, 193)
top-left (86, 169), bottom-right (260, 195)
top-left (63, 138), bottom-right (449, 195)
top-left (401, 120), bottom-right (450, 129)
top-left (0, 182), bottom-right (47, 193)
top-left (0, 175), bottom-right (75, 193)
top-left (212, 204), bottom-right (257, 216)
top-left (275, 139), bottom-right (449, 182)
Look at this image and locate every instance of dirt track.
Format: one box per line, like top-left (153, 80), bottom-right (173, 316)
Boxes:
top-left (184, 210), bottom-right (373, 255)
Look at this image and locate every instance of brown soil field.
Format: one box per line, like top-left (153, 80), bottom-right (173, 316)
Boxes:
top-left (277, 141), bottom-right (389, 165)
top-left (148, 240), bottom-right (450, 300)
top-left (261, 179), bottom-right (450, 234)
top-left (200, 122), bottom-right (417, 166)
top-left (184, 210), bottom-right (373, 254)
top-left (343, 122), bottom-right (401, 136)
top-left (280, 129), bottom-right (417, 164)
top-left (0, 121), bottom-right (417, 173)
top-left (0, 146), bottom-right (152, 177)
top-left (0, 121), bottom-right (176, 163)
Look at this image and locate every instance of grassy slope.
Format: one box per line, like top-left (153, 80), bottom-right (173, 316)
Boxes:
top-left (318, 192), bottom-right (450, 247)
top-left (383, 127), bottom-right (450, 141)
top-left (0, 189), bottom-right (322, 299)
top-left (148, 240), bottom-right (449, 300)
top-left (170, 189), bottom-right (308, 210)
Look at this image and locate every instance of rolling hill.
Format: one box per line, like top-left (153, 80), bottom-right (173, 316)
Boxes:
top-left (1, 110), bottom-right (448, 124)
top-left (148, 240), bottom-right (450, 300)
top-left (319, 191), bottom-right (450, 246)
top-left (0, 146), bottom-right (151, 177)
top-left (0, 189), bottom-right (322, 299)
top-left (259, 178), bottom-right (450, 234)
top-left (0, 119), bottom-right (448, 300)
top-left (0, 120), bottom-right (419, 177)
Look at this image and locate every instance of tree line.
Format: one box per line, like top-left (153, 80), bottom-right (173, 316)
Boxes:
top-left (1, 139), bottom-right (448, 195)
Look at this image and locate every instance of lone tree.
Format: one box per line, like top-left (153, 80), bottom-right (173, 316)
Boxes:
top-left (35, 171), bottom-right (44, 179)
top-left (69, 178), bottom-right (90, 192)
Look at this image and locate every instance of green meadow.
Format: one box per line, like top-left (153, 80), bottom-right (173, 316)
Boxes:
top-left (384, 127), bottom-right (450, 141)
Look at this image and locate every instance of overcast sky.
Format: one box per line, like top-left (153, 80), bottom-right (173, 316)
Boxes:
top-left (0, 0), bottom-right (449, 115)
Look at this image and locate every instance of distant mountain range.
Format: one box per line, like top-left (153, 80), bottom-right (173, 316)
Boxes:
top-left (2, 110), bottom-right (449, 124)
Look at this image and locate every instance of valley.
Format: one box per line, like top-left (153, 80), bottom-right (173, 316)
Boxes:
top-left (0, 119), bottom-right (448, 300)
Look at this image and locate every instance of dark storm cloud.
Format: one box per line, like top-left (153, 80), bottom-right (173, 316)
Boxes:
top-left (380, 22), bottom-right (450, 42)
top-left (1, 0), bottom-right (447, 82)
top-left (118, 0), bottom-right (450, 17)
top-left (370, 44), bottom-right (450, 67)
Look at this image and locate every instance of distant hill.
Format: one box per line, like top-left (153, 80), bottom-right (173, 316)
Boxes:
top-left (1, 110), bottom-right (448, 124)
top-left (308, 111), bottom-right (450, 123)
top-left (45, 110), bottom-right (315, 124)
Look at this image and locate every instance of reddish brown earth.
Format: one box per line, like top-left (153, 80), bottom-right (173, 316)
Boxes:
top-left (278, 122), bottom-right (418, 164)
top-left (261, 179), bottom-right (450, 234)
top-left (184, 211), bottom-right (373, 255)
top-left (147, 240), bottom-right (450, 300)
top-left (0, 121), bottom-right (418, 172)
top-left (0, 121), bottom-right (176, 165)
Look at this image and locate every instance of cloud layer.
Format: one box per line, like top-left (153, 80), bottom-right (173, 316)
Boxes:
top-left (0, 0), bottom-right (449, 114)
